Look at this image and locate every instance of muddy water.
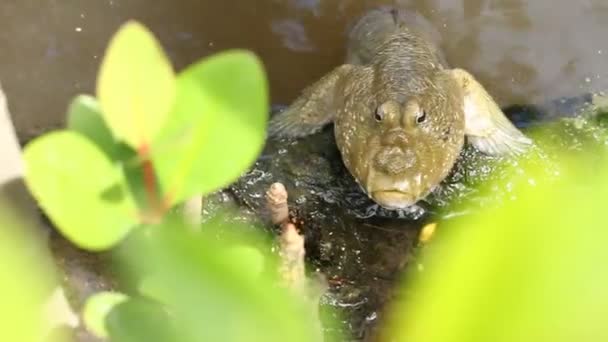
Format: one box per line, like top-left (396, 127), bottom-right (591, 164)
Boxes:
top-left (1, 0), bottom-right (608, 139)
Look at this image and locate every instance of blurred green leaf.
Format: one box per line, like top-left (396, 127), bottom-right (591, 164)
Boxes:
top-left (115, 221), bottom-right (324, 342)
top-left (137, 273), bottom-right (172, 305)
top-left (106, 297), bottom-right (179, 342)
top-left (152, 50), bottom-right (269, 205)
top-left (137, 243), bottom-right (269, 306)
top-left (97, 21), bottom-right (176, 149)
top-left (83, 291), bottom-right (129, 339)
top-left (219, 245), bottom-right (266, 282)
top-left (66, 94), bottom-right (135, 161)
top-left (382, 139), bottom-right (608, 341)
top-left (0, 201), bottom-right (58, 342)
top-left (23, 131), bottom-right (139, 250)
top-left (67, 95), bottom-right (114, 155)
top-left (66, 94), bottom-right (146, 210)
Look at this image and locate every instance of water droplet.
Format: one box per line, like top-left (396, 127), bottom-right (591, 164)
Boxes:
top-left (365, 312), bottom-right (377, 322)
top-left (248, 192), bottom-right (262, 199)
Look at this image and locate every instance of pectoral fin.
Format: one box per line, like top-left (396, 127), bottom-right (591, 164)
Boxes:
top-left (268, 64), bottom-right (355, 138)
top-left (450, 68), bottom-right (533, 155)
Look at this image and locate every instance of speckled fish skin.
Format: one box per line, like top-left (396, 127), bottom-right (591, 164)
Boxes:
top-left (337, 9), bottom-right (466, 208)
top-left (268, 7), bottom-right (531, 209)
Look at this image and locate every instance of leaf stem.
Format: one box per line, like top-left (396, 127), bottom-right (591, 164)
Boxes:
top-left (138, 144), bottom-right (164, 219)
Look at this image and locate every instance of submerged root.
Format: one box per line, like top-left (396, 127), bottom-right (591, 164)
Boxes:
top-left (182, 195), bottom-right (203, 226)
top-left (266, 182), bottom-right (289, 225)
top-left (266, 182), bottom-right (327, 341)
top-left (278, 222), bottom-right (307, 293)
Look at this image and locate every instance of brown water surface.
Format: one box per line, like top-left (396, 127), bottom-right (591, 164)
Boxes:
top-left (1, 0), bottom-right (607, 139)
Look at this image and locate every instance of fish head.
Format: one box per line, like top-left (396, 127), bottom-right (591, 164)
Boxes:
top-left (335, 70), bottom-right (466, 209)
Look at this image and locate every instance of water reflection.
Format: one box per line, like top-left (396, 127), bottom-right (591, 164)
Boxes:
top-left (271, 19), bottom-right (316, 52)
top-left (1, 0), bottom-right (608, 139)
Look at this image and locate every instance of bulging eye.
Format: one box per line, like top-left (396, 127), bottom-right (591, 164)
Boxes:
top-left (374, 107), bottom-right (385, 122)
top-left (416, 109), bottom-right (427, 124)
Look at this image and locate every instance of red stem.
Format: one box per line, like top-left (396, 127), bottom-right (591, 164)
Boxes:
top-left (138, 144), bottom-right (162, 214)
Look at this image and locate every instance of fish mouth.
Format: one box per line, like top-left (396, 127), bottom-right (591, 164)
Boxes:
top-left (371, 190), bottom-right (416, 209)
top-left (365, 168), bottom-right (423, 209)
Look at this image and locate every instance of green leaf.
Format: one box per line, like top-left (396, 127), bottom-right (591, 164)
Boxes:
top-left (114, 222), bottom-right (326, 342)
top-left (97, 21), bottom-right (176, 149)
top-left (382, 146), bottom-right (608, 341)
top-left (0, 201), bottom-right (57, 342)
top-left (82, 291), bottom-right (129, 339)
top-left (66, 95), bottom-right (113, 154)
top-left (137, 274), bottom-right (171, 305)
top-left (219, 245), bottom-right (266, 282)
top-left (67, 94), bottom-right (135, 161)
top-left (106, 297), bottom-right (179, 342)
top-left (23, 131), bottom-right (139, 250)
top-left (66, 95), bottom-right (142, 209)
top-left (152, 50), bottom-right (268, 205)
